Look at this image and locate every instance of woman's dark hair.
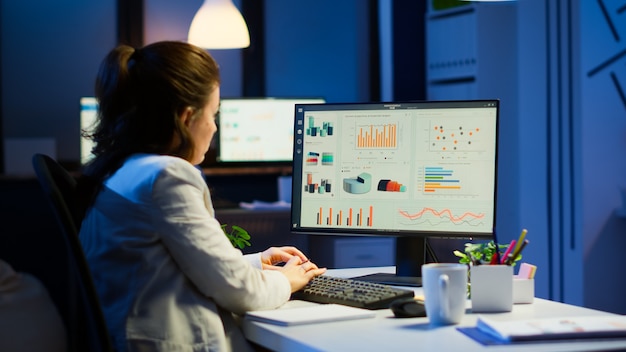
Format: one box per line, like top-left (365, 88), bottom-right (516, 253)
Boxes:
top-left (77, 41), bottom-right (220, 216)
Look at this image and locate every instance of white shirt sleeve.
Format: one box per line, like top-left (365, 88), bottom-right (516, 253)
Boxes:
top-left (244, 252), bottom-right (263, 269)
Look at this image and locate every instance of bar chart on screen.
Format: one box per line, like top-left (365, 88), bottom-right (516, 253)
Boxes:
top-left (355, 123), bottom-right (398, 149)
top-left (310, 205), bottom-right (375, 227)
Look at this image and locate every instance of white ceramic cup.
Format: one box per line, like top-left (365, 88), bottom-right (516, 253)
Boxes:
top-left (421, 263), bottom-right (468, 326)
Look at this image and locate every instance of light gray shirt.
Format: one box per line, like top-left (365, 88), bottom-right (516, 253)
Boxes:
top-left (79, 154), bottom-right (291, 351)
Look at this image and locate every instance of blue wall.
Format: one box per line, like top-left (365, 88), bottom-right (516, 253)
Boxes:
top-left (263, 1), bottom-right (370, 103)
top-left (1, 0), bottom-right (116, 165)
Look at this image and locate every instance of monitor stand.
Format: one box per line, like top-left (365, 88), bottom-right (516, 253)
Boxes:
top-left (350, 237), bottom-right (425, 287)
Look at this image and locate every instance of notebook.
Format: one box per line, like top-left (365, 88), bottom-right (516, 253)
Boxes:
top-left (473, 315), bottom-right (626, 342)
top-left (245, 304), bottom-right (376, 326)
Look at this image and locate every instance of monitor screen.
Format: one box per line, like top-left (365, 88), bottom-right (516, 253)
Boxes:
top-left (217, 97), bottom-right (325, 164)
top-left (291, 100), bottom-right (499, 286)
top-left (80, 97), bottom-right (98, 165)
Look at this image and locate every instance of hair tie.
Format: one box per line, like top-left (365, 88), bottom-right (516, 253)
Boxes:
top-left (130, 47), bottom-right (143, 62)
top-left (128, 48), bottom-right (143, 72)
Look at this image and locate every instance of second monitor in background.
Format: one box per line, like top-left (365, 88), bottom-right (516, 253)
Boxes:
top-left (80, 97), bottom-right (98, 165)
top-left (217, 97), bottom-right (325, 165)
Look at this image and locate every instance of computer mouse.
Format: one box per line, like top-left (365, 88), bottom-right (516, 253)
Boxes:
top-left (390, 297), bottom-right (427, 318)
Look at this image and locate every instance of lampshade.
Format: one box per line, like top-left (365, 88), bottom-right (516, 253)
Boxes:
top-left (188, 0), bottom-right (250, 49)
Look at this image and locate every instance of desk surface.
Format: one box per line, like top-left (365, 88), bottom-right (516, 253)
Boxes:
top-left (243, 266), bottom-right (626, 352)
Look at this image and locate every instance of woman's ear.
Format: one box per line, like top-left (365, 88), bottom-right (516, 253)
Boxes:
top-left (179, 107), bottom-right (195, 127)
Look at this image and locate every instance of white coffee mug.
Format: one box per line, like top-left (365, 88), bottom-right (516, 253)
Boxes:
top-left (421, 263), bottom-right (468, 325)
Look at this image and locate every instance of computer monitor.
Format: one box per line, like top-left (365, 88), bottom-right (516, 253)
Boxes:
top-left (80, 97), bottom-right (98, 165)
top-left (291, 100), bottom-right (499, 286)
top-left (217, 97), bottom-right (325, 165)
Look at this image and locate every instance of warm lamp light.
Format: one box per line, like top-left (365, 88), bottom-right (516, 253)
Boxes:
top-left (188, 0), bottom-right (250, 49)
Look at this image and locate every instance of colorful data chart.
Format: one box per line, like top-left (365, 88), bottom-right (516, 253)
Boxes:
top-left (423, 166), bottom-right (460, 193)
top-left (321, 152), bottom-right (334, 165)
top-left (356, 123), bottom-right (397, 149)
top-left (377, 179), bottom-right (407, 192)
top-left (343, 173), bottom-right (372, 194)
top-left (399, 207), bottom-right (485, 226)
top-left (306, 152), bottom-right (319, 165)
top-left (307, 116), bottom-right (333, 137)
top-left (430, 123), bottom-right (481, 151)
top-left (316, 205), bottom-right (374, 227)
top-left (305, 173), bottom-right (332, 194)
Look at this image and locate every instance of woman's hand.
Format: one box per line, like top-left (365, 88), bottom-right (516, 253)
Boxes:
top-left (278, 256), bottom-right (327, 293)
top-left (260, 246), bottom-right (326, 292)
top-left (260, 246), bottom-right (308, 269)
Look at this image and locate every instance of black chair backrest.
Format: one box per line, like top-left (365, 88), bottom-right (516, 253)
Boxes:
top-left (31, 153), bottom-right (113, 352)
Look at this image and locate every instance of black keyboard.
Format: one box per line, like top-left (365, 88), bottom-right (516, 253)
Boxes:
top-left (291, 275), bottom-right (415, 310)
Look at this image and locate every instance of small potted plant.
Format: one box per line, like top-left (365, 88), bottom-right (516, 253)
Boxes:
top-left (221, 224), bottom-right (251, 249)
top-left (453, 241), bottom-right (521, 297)
top-left (453, 241), bottom-right (522, 266)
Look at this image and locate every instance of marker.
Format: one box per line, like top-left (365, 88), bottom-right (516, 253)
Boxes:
top-left (490, 253), bottom-right (499, 265)
top-left (500, 239), bottom-right (516, 265)
top-left (506, 239), bottom-right (529, 265)
top-left (469, 253), bottom-right (482, 266)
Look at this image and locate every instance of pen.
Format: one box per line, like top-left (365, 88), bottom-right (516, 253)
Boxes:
top-left (513, 228), bottom-right (528, 254)
top-left (491, 228), bottom-right (501, 264)
top-left (470, 253), bottom-right (481, 266)
top-left (506, 239), bottom-right (529, 265)
top-left (500, 239), bottom-right (516, 265)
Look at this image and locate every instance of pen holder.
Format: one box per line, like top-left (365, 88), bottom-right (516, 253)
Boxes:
top-left (470, 265), bottom-right (513, 313)
top-left (513, 277), bottom-right (534, 304)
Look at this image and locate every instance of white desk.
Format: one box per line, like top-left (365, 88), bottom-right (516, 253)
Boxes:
top-left (243, 266), bottom-right (626, 352)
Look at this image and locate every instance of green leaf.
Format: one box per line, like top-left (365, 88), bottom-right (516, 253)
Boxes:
top-left (454, 240), bottom-right (522, 266)
top-left (453, 250), bottom-right (467, 258)
top-left (221, 223), bottom-right (252, 249)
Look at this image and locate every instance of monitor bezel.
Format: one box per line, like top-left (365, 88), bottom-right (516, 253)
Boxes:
top-left (290, 99), bottom-right (499, 240)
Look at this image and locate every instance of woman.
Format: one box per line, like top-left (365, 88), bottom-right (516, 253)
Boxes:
top-left (78, 41), bottom-right (326, 351)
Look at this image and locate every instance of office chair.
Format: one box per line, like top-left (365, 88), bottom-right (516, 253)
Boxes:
top-left (31, 153), bottom-right (113, 352)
